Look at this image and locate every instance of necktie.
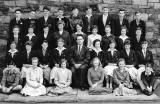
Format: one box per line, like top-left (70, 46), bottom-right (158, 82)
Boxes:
top-left (143, 50), bottom-right (146, 58)
top-left (78, 45), bottom-right (81, 55)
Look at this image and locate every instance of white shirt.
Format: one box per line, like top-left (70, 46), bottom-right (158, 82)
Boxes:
top-left (93, 48), bottom-right (102, 56)
top-left (108, 48), bottom-right (117, 56)
top-left (59, 31), bottom-right (63, 35)
top-left (8, 49), bottom-right (18, 58)
top-left (119, 35), bottom-right (128, 43)
top-left (56, 47), bottom-right (66, 56)
top-left (103, 14), bottom-right (108, 26)
top-left (27, 33), bottom-right (35, 40)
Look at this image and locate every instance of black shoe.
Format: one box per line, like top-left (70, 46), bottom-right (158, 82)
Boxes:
top-left (81, 87), bottom-right (85, 91)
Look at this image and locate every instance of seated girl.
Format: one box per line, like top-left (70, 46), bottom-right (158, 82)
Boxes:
top-left (103, 41), bottom-right (119, 91)
top-left (90, 39), bottom-right (105, 67)
top-left (88, 57), bottom-right (109, 95)
top-left (21, 57), bottom-right (46, 96)
top-left (48, 59), bottom-right (74, 96)
top-left (141, 63), bottom-right (160, 96)
top-left (113, 58), bottom-right (138, 96)
top-left (87, 25), bottom-right (102, 50)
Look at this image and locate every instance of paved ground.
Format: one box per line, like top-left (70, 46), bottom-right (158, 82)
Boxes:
top-left (0, 90), bottom-right (160, 103)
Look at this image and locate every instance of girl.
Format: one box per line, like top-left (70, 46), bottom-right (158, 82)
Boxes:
top-left (88, 57), bottom-right (109, 95)
top-left (87, 25), bottom-right (102, 50)
top-left (48, 59), bottom-right (74, 96)
top-left (113, 58), bottom-right (138, 96)
top-left (103, 41), bottom-right (119, 91)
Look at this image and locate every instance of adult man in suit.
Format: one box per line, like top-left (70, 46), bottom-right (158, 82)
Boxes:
top-left (129, 11), bottom-right (146, 39)
top-left (70, 34), bottom-right (90, 90)
top-left (82, 7), bottom-right (96, 35)
top-left (114, 9), bottom-right (129, 37)
top-left (37, 6), bottom-right (54, 35)
top-left (9, 9), bottom-right (25, 37)
top-left (97, 7), bottom-right (115, 36)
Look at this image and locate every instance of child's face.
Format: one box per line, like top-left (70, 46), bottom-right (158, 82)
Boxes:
top-left (109, 43), bottom-right (115, 49)
top-left (145, 67), bottom-right (152, 75)
top-left (125, 44), bottom-right (130, 50)
top-left (105, 27), bottom-right (111, 33)
top-left (28, 28), bottom-right (34, 33)
top-left (58, 24), bottom-right (64, 30)
top-left (121, 29), bottom-right (126, 35)
top-left (119, 11), bottom-right (125, 17)
top-left (61, 61), bottom-right (66, 68)
top-left (32, 59), bottom-right (38, 67)
top-left (76, 25), bottom-right (82, 31)
top-left (142, 43), bottom-right (148, 49)
top-left (92, 28), bottom-right (97, 34)
top-left (10, 43), bottom-right (16, 50)
top-left (94, 41), bottom-right (100, 48)
top-left (93, 58), bottom-right (100, 67)
top-left (136, 30), bottom-right (142, 36)
top-left (57, 41), bottom-right (64, 48)
top-left (42, 43), bottom-right (48, 50)
top-left (43, 27), bottom-right (49, 33)
top-left (58, 10), bottom-right (64, 16)
top-left (13, 28), bottom-right (19, 34)
top-left (118, 61), bottom-right (125, 69)
top-left (15, 11), bottom-right (21, 18)
top-left (26, 45), bottom-right (32, 51)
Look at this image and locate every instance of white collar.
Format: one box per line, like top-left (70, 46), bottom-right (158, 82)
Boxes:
top-left (108, 48), bottom-right (117, 51)
top-left (27, 33), bottom-right (35, 37)
top-left (75, 31), bottom-right (84, 34)
top-left (93, 48), bottom-right (102, 52)
top-left (8, 49), bottom-right (18, 53)
top-left (56, 47), bottom-right (66, 51)
top-left (86, 14), bottom-right (92, 17)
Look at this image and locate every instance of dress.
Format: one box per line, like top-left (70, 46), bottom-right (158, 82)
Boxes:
top-left (50, 68), bottom-right (73, 95)
top-left (21, 67), bottom-right (46, 96)
top-left (88, 67), bottom-right (109, 95)
top-left (113, 68), bottom-right (138, 96)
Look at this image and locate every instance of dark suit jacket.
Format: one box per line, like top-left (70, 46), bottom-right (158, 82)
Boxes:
top-left (82, 15), bottom-right (96, 34)
top-left (131, 36), bottom-right (146, 51)
top-left (97, 15), bottom-right (115, 36)
top-left (90, 49), bottom-right (105, 67)
top-left (38, 33), bottom-right (54, 50)
top-left (70, 45), bottom-right (90, 66)
top-left (24, 18), bottom-right (38, 35)
top-left (104, 50), bottom-right (120, 66)
top-left (37, 49), bottom-right (52, 67)
top-left (54, 17), bottom-right (71, 33)
top-left (5, 51), bottom-right (20, 68)
top-left (129, 19), bottom-right (146, 38)
top-left (19, 50), bottom-right (37, 67)
top-left (53, 31), bottom-right (71, 49)
top-left (52, 48), bottom-right (69, 66)
top-left (9, 18), bottom-right (25, 36)
top-left (101, 35), bottom-right (115, 51)
top-left (114, 18), bottom-right (129, 37)
top-left (116, 37), bottom-right (130, 51)
top-left (6, 34), bottom-right (24, 52)
top-left (24, 35), bottom-right (38, 50)
top-left (37, 16), bottom-right (54, 34)
top-left (136, 50), bottom-right (154, 67)
top-left (120, 49), bottom-right (137, 66)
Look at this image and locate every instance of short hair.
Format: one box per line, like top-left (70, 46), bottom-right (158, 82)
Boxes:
top-left (15, 9), bottom-right (22, 13)
top-left (43, 6), bottom-right (50, 11)
top-left (145, 62), bottom-right (152, 68)
top-left (25, 41), bottom-right (32, 46)
top-left (91, 25), bottom-right (98, 31)
top-left (93, 39), bottom-right (101, 47)
top-left (57, 38), bottom-right (64, 43)
top-left (59, 59), bottom-right (68, 68)
top-left (124, 39), bottom-right (131, 46)
top-left (42, 40), bottom-right (48, 44)
top-left (119, 8), bottom-right (125, 12)
top-left (85, 6), bottom-right (92, 11)
top-left (76, 23), bottom-right (83, 28)
top-left (57, 20), bottom-right (65, 26)
top-left (10, 41), bottom-right (16, 46)
top-left (28, 25), bottom-right (35, 30)
top-left (76, 34), bottom-right (85, 40)
top-left (136, 27), bottom-right (142, 31)
top-left (117, 58), bottom-right (125, 66)
top-left (58, 7), bottom-right (64, 11)
top-left (90, 57), bottom-right (102, 67)
top-left (105, 25), bottom-right (111, 29)
top-left (13, 25), bottom-right (20, 30)
top-left (72, 7), bottom-right (78, 11)
top-left (135, 11), bottom-right (141, 15)
top-left (32, 57), bottom-right (39, 62)
top-left (109, 40), bottom-right (117, 47)
top-left (121, 26), bottom-right (127, 30)
top-left (102, 6), bottom-right (108, 10)
top-left (43, 24), bottom-right (49, 29)
top-left (141, 41), bottom-right (148, 45)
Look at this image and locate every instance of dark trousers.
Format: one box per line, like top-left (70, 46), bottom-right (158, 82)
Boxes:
top-left (71, 64), bottom-right (89, 89)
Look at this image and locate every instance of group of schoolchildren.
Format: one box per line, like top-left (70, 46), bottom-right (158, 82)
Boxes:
top-left (0, 5), bottom-right (159, 97)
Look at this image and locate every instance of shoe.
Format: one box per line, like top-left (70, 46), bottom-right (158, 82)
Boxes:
top-left (81, 87), bottom-right (85, 91)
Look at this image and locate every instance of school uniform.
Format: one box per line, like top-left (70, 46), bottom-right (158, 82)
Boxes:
top-left (131, 36), bottom-right (146, 51)
top-left (116, 36), bottom-right (130, 51)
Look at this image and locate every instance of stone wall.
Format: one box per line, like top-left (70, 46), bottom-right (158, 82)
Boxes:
top-left (0, 0), bottom-right (160, 76)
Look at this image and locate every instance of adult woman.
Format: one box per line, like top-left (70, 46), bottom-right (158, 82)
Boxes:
top-left (21, 57), bottom-right (46, 96)
top-left (113, 58), bottom-right (138, 96)
top-left (48, 59), bottom-right (73, 96)
top-left (88, 57), bottom-right (109, 95)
